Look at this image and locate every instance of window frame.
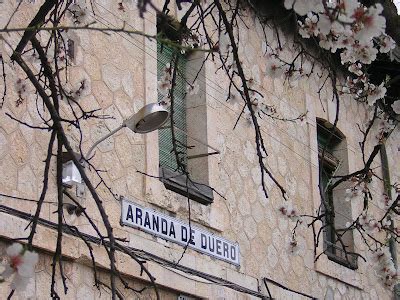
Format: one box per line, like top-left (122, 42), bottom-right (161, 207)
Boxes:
top-left (156, 40), bottom-right (214, 205)
top-left (317, 118), bottom-right (358, 270)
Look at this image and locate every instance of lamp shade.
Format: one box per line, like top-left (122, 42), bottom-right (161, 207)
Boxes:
top-left (62, 160), bottom-right (82, 186)
top-left (124, 103), bottom-right (169, 133)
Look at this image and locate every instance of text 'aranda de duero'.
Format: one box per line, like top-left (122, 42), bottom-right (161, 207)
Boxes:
top-left (121, 198), bottom-right (239, 265)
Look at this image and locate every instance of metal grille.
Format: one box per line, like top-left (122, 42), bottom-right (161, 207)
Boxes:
top-left (157, 43), bottom-right (187, 171)
top-left (318, 145), bottom-right (340, 167)
top-left (325, 241), bottom-right (358, 269)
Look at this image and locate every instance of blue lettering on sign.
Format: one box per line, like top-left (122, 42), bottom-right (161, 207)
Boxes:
top-left (201, 233), bottom-right (207, 250)
top-left (161, 218), bottom-right (168, 235)
top-left (216, 239), bottom-right (222, 255)
top-left (181, 225), bottom-right (188, 242)
top-left (126, 205), bottom-right (134, 222)
top-left (169, 222), bottom-right (176, 238)
top-left (231, 245), bottom-right (236, 260)
top-left (152, 215), bottom-right (159, 232)
top-left (189, 229), bottom-right (195, 246)
top-left (144, 211), bottom-right (151, 229)
top-left (209, 236), bottom-right (215, 252)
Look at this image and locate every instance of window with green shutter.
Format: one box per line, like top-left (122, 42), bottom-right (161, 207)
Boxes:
top-left (157, 41), bottom-right (214, 205)
top-left (157, 43), bottom-right (188, 171)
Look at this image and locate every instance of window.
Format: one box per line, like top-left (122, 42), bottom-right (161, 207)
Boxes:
top-left (317, 118), bottom-right (357, 269)
top-left (157, 40), bottom-right (214, 205)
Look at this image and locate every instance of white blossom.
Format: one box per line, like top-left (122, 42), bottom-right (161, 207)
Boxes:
top-left (336, 35), bottom-right (355, 50)
top-left (382, 218), bottom-right (392, 228)
top-left (345, 187), bottom-right (358, 202)
top-left (14, 78), bottom-right (29, 100)
top-left (67, 0), bottom-right (89, 24)
top-left (382, 193), bottom-right (394, 208)
top-left (287, 236), bottom-right (301, 255)
top-left (348, 63), bottom-right (363, 76)
top-left (372, 248), bottom-right (399, 287)
top-left (377, 34), bottom-right (396, 53)
top-left (1, 243), bottom-right (38, 291)
top-left (157, 63), bottom-right (173, 100)
top-left (284, 0), bottom-right (323, 16)
top-left (319, 35), bottom-right (334, 51)
top-left (352, 40), bottom-right (378, 64)
top-left (340, 0), bottom-right (360, 16)
top-left (265, 57), bottom-right (286, 78)
top-left (298, 13), bottom-right (319, 38)
top-left (316, 13), bottom-right (333, 36)
top-left (367, 82), bottom-right (386, 106)
top-left (278, 202), bottom-right (302, 223)
top-left (186, 82), bottom-right (200, 96)
top-left (392, 100), bottom-right (400, 114)
top-left (352, 4), bottom-right (386, 40)
top-left (157, 78), bottom-right (171, 97)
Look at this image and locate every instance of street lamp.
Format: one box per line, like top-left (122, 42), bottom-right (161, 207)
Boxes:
top-left (86, 102), bottom-right (169, 159)
top-left (62, 103), bottom-right (169, 186)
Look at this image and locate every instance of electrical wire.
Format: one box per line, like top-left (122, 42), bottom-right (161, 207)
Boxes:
top-left (92, 0), bottom-right (372, 154)
top-left (0, 192), bottom-right (57, 204)
top-left (1, 1), bottom-right (386, 252)
top-left (0, 203), bottom-right (267, 299)
top-left (0, 6), bottom-right (392, 297)
top-left (88, 11), bottom-right (321, 169)
top-left (87, 3), bottom-right (381, 169)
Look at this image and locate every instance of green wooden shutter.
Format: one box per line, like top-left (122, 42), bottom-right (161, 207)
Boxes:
top-left (157, 43), bottom-right (187, 171)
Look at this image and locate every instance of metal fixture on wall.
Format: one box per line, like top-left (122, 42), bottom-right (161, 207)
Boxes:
top-left (61, 103), bottom-right (169, 213)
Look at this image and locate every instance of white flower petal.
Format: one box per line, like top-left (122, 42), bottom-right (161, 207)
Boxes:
top-left (6, 243), bottom-right (23, 257)
top-left (392, 101), bottom-right (400, 114)
top-left (22, 251), bottom-right (39, 266)
top-left (1, 265), bottom-right (15, 279)
top-left (11, 274), bottom-right (30, 291)
top-left (17, 264), bottom-right (35, 278)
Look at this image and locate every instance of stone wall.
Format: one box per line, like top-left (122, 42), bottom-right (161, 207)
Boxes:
top-left (0, 0), bottom-right (398, 299)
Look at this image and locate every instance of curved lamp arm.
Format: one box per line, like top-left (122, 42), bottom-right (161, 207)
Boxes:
top-left (86, 124), bottom-right (125, 160)
top-left (84, 103), bottom-right (169, 161)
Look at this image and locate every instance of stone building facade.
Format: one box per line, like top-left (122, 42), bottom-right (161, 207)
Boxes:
top-left (0, 0), bottom-right (399, 299)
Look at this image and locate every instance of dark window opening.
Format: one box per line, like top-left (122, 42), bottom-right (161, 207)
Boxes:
top-left (317, 118), bottom-right (357, 269)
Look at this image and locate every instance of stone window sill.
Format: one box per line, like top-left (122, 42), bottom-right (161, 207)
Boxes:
top-left (159, 167), bottom-right (214, 205)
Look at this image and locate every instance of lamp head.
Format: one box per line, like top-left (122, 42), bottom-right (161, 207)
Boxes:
top-left (124, 103), bottom-right (169, 133)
